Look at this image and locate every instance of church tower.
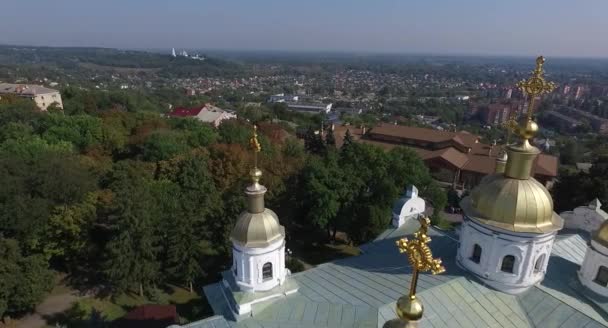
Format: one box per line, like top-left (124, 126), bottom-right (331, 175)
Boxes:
top-left (579, 219), bottom-right (608, 296)
top-left (229, 126), bottom-right (287, 292)
top-left (457, 57), bottom-right (564, 294)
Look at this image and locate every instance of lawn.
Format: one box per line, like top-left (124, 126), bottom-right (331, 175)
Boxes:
top-left (52, 285), bottom-right (212, 326)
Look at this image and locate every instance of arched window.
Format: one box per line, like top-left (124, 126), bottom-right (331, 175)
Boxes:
top-left (470, 244), bottom-right (482, 264)
top-left (534, 255), bottom-right (545, 273)
top-left (262, 262), bottom-right (273, 280)
top-left (594, 266), bottom-right (608, 287)
top-left (501, 255), bottom-right (515, 273)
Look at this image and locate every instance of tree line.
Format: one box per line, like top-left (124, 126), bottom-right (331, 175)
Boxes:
top-left (0, 91), bottom-right (444, 321)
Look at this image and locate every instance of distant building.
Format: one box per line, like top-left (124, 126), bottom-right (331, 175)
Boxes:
top-left (0, 83), bottom-right (63, 110)
top-left (171, 48), bottom-right (177, 57)
top-left (184, 88), bottom-right (196, 96)
top-left (564, 107), bottom-right (608, 135)
top-left (168, 104), bottom-right (236, 127)
top-left (541, 110), bottom-right (582, 133)
top-left (575, 86), bottom-right (586, 100)
top-left (478, 101), bottom-right (523, 126)
top-left (364, 123), bottom-right (558, 189)
top-left (286, 102), bottom-right (332, 114)
top-left (268, 93), bottom-right (299, 103)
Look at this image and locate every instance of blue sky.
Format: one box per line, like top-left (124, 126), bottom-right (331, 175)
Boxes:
top-left (1, 0), bottom-right (607, 57)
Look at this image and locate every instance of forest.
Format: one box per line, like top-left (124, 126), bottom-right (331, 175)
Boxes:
top-left (0, 89), bottom-right (445, 324)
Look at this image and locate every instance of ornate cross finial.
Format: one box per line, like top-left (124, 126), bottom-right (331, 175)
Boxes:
top-left (516, 56), bottom-right (556, 123)
top-left (249, 125), bottom-right (263, 185)
top-left (393, 217), bottom-right (445, 322)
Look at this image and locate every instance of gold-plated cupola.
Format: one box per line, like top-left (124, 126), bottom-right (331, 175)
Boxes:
top-left (461, 56), bottom-right (563, 234)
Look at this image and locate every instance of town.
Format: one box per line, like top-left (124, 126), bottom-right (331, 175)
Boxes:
top-left (1, 2), bottom-right (608, 327)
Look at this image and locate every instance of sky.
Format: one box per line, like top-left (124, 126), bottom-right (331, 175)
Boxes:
top-left (1, 0), bottom-right (607, 58)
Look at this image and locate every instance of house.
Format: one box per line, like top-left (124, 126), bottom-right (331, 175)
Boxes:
top-left (362, 123), bottom-right (558, 189)
top-left (168, 104), bottom-right (236, 127)
top-left (0, 83), bottom-right (63, 110)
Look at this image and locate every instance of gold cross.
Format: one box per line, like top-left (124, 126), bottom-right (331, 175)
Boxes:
top-left (247, 125), bottom-right (264, 188)
top-left (396, 217), bottom-right (445, 299)
top-left (516, 56), bottom-right (556, 122)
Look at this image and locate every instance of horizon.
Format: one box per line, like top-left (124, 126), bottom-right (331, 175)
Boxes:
top-left (2, 0), bottom-right (608, 59)
top-left (4, 43), bottom-right (608, 62)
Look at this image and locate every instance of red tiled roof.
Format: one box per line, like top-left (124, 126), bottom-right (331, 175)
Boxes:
top-left (168, 106), bottom-right (203, 117)
top-left (368, 123), bottom-right (479, 148)
top-left (123, 305), bottom-right (177, 321)
top-left (422, 148), bottom-right (470, 169)
top-left (366, 123), bottom-right (558, 178)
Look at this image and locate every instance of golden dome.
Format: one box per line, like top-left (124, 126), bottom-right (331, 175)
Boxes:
top-left (231, 208), bottom-right (285, 248)
top-left (461, 174), bottom-right (562, 233)
top-left (396, 295), bottom-right (423, 321)
top-left (593, 220), bottom-right (608, 248)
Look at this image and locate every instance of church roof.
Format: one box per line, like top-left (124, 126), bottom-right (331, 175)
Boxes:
top-left (186, 224), bottom-right (607, 328)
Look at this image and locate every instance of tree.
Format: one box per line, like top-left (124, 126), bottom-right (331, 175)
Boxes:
top-left (103, 163), bottom-right (160, 296)
top-left (298, 153), bottom-right (346, 238)
top-left (303, 128), bottom-right (326, 155)
top-left (325, 129), bottom-right (336, 148)
top-left (141, 130), bottom-right (189, 162)
top-left (0, 238), bottom-right (54, 320)
top-left (559, 139), bottom-right (582, 165)
top-left (158, 153), bottom-right (222, 290)
top-left (343, 129), bottom-right (354, 148)
top-left (40, 192), bottom-right (99, 268)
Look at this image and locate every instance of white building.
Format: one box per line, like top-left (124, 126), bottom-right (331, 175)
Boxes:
top-left (268, 93), bottom-right (299, 103)
top-left (218, 160), bottom-right (297, 317)
top-left (167, 104), bottom-right (236, 127)
top-left (287, 102), bottom-right (332, 114)
top-left (391, 185), bottom-right (425, 228)
top-left (0, 83), bottom-right (63, 110)
top-left (457, 121), bottom-right (563, 294)
top-left (230, 170), bottom-right (287, 292)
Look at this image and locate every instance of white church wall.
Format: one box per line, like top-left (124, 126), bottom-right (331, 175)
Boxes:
top-left (457, 218), bottom-right (556, 294)
top-left (579, 240), bottom-right (608, 297)
top-left (232, 238), bottom-right (286, 292)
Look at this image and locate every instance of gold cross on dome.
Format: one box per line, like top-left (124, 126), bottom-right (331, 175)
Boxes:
top-left (396, 217), bottom-right (445, 295)
top-left (516, 56), bottom-right (556, 122)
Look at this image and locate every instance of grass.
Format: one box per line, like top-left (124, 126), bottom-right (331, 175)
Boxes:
top-left (77, 297), bottom-right (127, 321)
top-left (289, 229), bottom-right (361, 267)
top-left (51, 285), bottom-right (212, 326)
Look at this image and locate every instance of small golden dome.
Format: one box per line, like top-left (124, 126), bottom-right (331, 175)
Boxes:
top-left (396, 295), bottom-right (423, 321)
top-left (461, 174), bottom-right (563, 233)
top-left (231, 208), bottom-right (285, 248)
top-left (593, 220), bottom-right (608, 248)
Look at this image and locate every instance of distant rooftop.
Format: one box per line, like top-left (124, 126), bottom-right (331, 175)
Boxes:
top-left (0, 83), bottom-right (59, 96)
